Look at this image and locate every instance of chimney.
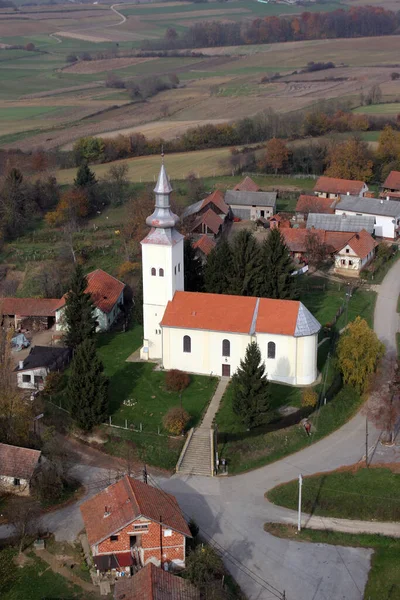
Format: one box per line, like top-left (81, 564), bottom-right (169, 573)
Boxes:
top-left (380, 200), bottom-right (384, 204)
top-left (19, 360), bottom-right (24, 370)
top-left (104, 506), bottom-right (110, 518)
top-left (387, 196), bottom-right (390, 201)
top-left (347, 192), bottom-right (350, 195)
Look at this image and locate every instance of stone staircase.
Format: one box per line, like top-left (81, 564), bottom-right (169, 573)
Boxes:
top-left (177, 428), bottom-right (212, 477)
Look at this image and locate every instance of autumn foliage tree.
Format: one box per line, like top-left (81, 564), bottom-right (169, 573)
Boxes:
top-left (337, 317), bottom-right (384, 393)
top-left (263, 137), bottom-right (289, 174)
top-left (45, 188), bottom-right (89, 228)
top-left (325, 137), bottom-right (374, 182)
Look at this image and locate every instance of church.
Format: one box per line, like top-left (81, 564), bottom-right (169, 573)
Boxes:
top-left (139, 160), bottom-right (321, 386)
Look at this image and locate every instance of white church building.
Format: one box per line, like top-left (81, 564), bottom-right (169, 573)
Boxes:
top-left (140, 161), bottom-right (321, 386)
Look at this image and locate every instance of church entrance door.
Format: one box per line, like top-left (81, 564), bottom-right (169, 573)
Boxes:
top-left (222, 364), bottom-right (231, 377)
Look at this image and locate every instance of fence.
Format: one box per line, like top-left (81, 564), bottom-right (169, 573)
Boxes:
top-left (103, 416), bottom-right (172, 438)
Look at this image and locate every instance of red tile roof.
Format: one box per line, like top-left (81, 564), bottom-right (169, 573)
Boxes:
top-left (161, 291), bottom-right (306, 336)
top-left (0, 443), bottom-right (41, 480)
top-left (114, 563), bottom-right (200, 600)
top-left (0, 298), bottom-right (60, 317)
top-left (314, 176), bottom-right (365, 195)
top-left (295, 194), bottom-right (336, 214)
top-left (233, 176), bottom-right (261, 192)
top-left (80, 476), bottom-right (191, 547)
top-left (201, 190), bottom-right (229, 214)
top-left (383, 170), bottom-right (400, 191)
top-left (281, 228), bottom-right (354, 253)
top-left (339, 229), bottom-right (378, 259)
top-left (193, 235), bottom-right (216, 256)
top-left (56, 269), bottom-right (125, 314)
top-left (190, 209), bottom-right (223, 235)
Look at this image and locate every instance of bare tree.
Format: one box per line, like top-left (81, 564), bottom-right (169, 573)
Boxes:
top-left (9, 502), bottom-right (40, 553)
top-left (364, 355), bottom-right (400, 445)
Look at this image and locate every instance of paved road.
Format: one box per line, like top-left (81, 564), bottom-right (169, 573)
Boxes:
top-left (2, 261), bottom-right (399, 600)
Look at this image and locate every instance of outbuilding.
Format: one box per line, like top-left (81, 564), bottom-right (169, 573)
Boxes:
top-left (15, 345), bottom-right (71, 391)
top-left (0, 443), bottom-right (41, 496)
top-left (335, 196), bottom-right (400, 239)
top-left (224, 190), bottom-right (277, 220)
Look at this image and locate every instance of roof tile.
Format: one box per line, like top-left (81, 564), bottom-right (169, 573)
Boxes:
top-left (190, 209), bottom-right (223, 235)
top-left (296, 194), bottom-right (336, 214)
top-left (0, 298), bottom-right (60, 317)
top-left (114, 563), bottom-right (200, 600)
top-left (0, 443), bottom-right (41, 480)
top-left (342, 229), bottom-right (378, 259)
top-left (193, 235), bottom-right (216, 256)
top-left (233, 176), bottom-right (261, 192)
top-left (383, 170), bottom-right (400, 191)
top-left (314, 176), bottom-right (365, 195)
top-left (57, 269), bottom-right (125, 314)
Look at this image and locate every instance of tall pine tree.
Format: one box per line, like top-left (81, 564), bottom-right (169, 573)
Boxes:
top-left (67, 339), bottom-right (109, 431)
top-left (229, 230), bottom-right (262, 296)
top-left (74, 162), bottom-right (97, 188)
top-left (204, 239), bottom-right (233, 294)
top-left (231, 341), bottom-right (270, 429)
top-left (64, 264), bottom-right (96, 349)
top-left (184, 238), bottom-right (204, 292)
top-left (258, 228), bottom-right (298, 299)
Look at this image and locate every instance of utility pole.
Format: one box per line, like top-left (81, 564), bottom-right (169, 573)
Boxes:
top-left (143, 464), bottom-right (148, 484)
top-left (298, 474), bottom-right (303, 532)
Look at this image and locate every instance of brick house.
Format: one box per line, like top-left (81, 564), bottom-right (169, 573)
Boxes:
top-left (0, 442), bottom-right (41, 496)
top-left (114, 562), bottom-right (200, 600)
top-left (80, 476), bottom-right (191, 575)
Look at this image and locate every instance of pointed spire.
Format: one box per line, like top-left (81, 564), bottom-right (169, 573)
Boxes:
top-left (146, 156), bottom-right (178, 230)
top-left (154, 163), bottom-right (173, 195)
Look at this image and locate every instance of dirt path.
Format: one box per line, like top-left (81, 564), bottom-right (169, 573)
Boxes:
top-left (33, 548), bottom-right (98, 594)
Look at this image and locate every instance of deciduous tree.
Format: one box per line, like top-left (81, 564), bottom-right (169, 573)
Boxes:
top-left (258, 228), bottom-right (298, 299)
top-left (337, 317), bottom-right (384, 393)
top-left (232, 341), bottom-right (271, 429)
top-left (325, 138), bottom-right (373, 181)
top-left (67, 338), bottom-right (109, 431)
top-left (305, 230), bottom-right (328, 268)
top-left (64, 264), bottom-right (96, 349)
top-left (377, 125), bottom-right (400, 163)
top-left (263, 137), bottom-right (289, 174)
top-left (364, 356), bottom-right (400, 444)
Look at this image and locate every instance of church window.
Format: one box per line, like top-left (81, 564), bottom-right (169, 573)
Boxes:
top-left (159, 268), bottom-right (164, 277)
top-left (267, 342), bottom-right (276, 359)
top-left (183, 335), bottom-right (191, 353)
top-left (151, 268), bottom-right (156, 276)
top-left (178, 263), bottom-right (181, 272)
top-left (222, 339), bottom-right (230, 357)
top-left (174, 266), bottom-right (177, 275)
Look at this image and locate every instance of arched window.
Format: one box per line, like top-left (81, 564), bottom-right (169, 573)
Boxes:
top-left (267, 342), bottom-right (276, 359)
top-left (151, 268), bottom-right (156, 276)
top-left (159, 268), bottom-right (164, 277)
top-left (222, 339), bottom-right (230, 357)
top-left (183, 335), bottom-right (191, 353)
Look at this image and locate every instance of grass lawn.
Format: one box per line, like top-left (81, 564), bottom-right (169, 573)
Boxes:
top-left (354, 103), bottom-right (400, 115)
top-left (267, 466), bottom-right (400, 521)
top-left (2, 551), bottom-right (96, 600)
top-left (264, 524), bottom-right (400, 600)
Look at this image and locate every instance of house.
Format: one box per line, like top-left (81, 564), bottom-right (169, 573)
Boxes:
top-left (0, 297), bottom-right (60, 331)
top-left (15, 345), bottom-right (71, 390)
top-left (382, 170), bottom-right (400, 195)
top-left (225, 190), bottom-right (277, 221)
top-left (181, 190), bottom-right (230, 221)
top-left (335, 195), bottom-right (400, 239)
top-left (313, 176), bottom-right (368, 199)
top-left (80, 475), bottom-right (191, 574)
top-left (189, 210), bottom-right (223, 237)
top-left (192, 235), bottom-right (216, 262)
top-left (55, 269), bottom-right (125, 332)
top-left (306, 213), bottom-right (375, 234)
top-left (114, 563), bottom-right (200, 600)
top-left (295, 194), bottom-right (337, 221)
top-left (334, 229), bottom-right (378, 276)
top-left (281, 228), bottom-right (355, 261)
top-left (0, 442), bottom-right (41, 496)
top-left (233, 176), bottom-right (261, 192)
top-left (269, 214), bottom-right (291, 230)
top-left (139, 160), bottom-right (321, 385)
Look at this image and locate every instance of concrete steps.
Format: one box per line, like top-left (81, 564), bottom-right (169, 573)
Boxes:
top-left (177, 428), bottom-right (212, 476)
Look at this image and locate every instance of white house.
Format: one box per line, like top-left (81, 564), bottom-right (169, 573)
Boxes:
top-left (335, 196), bottom-right (400, 239)
top-left (55, 269), bottom-right (125, 332)
top-left (0, 442), bottom-right (41, 496)
top-left (334, 229), bottom-right (378, 276)
top-left (139, 159), bottom-right (321, 385)
top-left (15, 345), bottom-right (71, 391)
top-left (313, 176), bottom-right (368, 199)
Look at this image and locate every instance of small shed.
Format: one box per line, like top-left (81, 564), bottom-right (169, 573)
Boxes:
top-left (15, 345), bottom-right (71, 391)
top-left (224, 190), bottom-right (277, 221)
top-left (0, 442), bottom-right (41, 496)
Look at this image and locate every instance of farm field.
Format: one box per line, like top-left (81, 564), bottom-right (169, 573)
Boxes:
top-left (354, 102), bottom-right (400, 114)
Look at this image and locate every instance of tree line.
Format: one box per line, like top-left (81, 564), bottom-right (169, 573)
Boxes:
top-left (142, 7), bottom-right (398, 51)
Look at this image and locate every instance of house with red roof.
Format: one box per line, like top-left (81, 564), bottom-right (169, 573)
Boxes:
top-left (114, 563), bottom-right (200, 600)
top-left (192, 234), bottom-right (216, 262)
top-left (382, 170), bottom-right (400, 196)
top-left (0, 442), bottom-right (41, 496)
top-left (334, 229), bottom-right (378, 276)
top-left (233, 176), bottom-right (261, 193)
top-left (139, 160), bottom-right (320, 385)
top-left (80, 476), bottom-right (191, 575)
top-left (0, 297), bottom-right (60, 331)
top-left (295, 194), bottom-right (337, 221)
top-left (313, 176), bottom-right (368, 199)
top-left (55, 269), bottom-right (125, 333)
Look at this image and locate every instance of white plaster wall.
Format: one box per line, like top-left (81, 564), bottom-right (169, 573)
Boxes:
top-left (17, 367), bottom-right (48, 390)
top-left (295, 334), bottom-right (318, 385)
top-left (335, 209), bottom-right (397, 239)
top-left (256, 333), bottom-right (297, 384)
top-left (0, 475), bottom-right (30, 496)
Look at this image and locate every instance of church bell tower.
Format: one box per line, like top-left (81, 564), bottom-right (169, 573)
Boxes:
top-left (140, 157), bottom-right (184, 360)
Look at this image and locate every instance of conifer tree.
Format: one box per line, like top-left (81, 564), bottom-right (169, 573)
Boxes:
top-left (64, 264), bottom-right (96, 349)
top-left (231, 341), bottom-right (270, 429)
top-left (204, 239), bottom-right (232, 294)
top-left (229, 230), bottom-right (261, 296)
top-left (258, 229), bottom-right (298, 299)
top-left (184, 237), bottom-right (204, 292)
top-left (74, 162), bottom-right (97, 188)
top-left (67, 338), bottom-right (109, 431)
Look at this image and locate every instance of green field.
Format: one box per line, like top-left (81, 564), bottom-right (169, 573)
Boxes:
top-left (267, 467), bottom-right (400, 521)
top-left (354, 103), bottom-right (400, 115)
top-left (264, 524), bottom-right (400, 600)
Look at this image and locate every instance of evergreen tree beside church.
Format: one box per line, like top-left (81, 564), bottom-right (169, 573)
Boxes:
top-left (259, 228), bottom-right (298, 300)
top-left (64, 264), bottom-right (96, 349)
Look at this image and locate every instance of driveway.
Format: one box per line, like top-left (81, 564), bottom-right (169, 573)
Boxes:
top-left (2, 261), bottom-right (399, 600)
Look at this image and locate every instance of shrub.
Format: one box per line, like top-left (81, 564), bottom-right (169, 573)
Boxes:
top-left (117, 261), bottom-right (139, 279)
top-left (165, 369), bottom-right (190, 392)
top-left (302, 388), bottom-right (318, 408)
top-left (163, 407), bottom-right (190, 435)
top-left (43, 371), bottom-right (63, 397)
